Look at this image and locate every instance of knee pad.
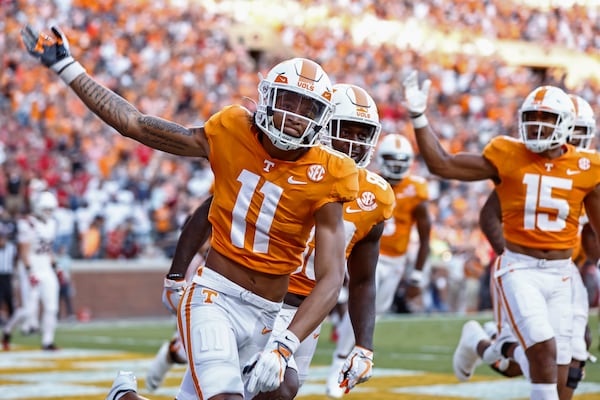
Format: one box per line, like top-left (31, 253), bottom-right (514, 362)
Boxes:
top-left (566, 363), bottom-right (584, 389)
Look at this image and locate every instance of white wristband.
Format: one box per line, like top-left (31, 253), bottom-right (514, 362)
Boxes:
top-left (51, 56), bottom-right (86, 85)
top-left (411, 114), bottom-right (429, 129)
top-left (278, 329), bottom-right (301, 354)
top-left (408, 269), bottom-right (424, 286)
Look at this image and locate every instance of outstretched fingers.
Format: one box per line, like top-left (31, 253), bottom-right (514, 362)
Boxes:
top-left (20, 25), bottom-right (40, 52)
top-left (51, 26), bottom-right (67, 47)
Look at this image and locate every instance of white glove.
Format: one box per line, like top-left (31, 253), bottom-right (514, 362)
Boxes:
top-left (403, 70), bottom-right (431, 117)
top-left (162, 276), bottom-right (186, 315)
top-left (338, 345), bottom-right (374, 393)
top-left (243, 329), bottom-right (300, 393)
top-left (106, 371), bottom-right (137, 400)
top-left (407, 269), bottom-right (424, 287)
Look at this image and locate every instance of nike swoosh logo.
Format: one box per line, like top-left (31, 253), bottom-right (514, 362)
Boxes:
top-left (313, 333), bottom-right (320, 340)
top-left (566, 169), bottom-right (580, 175)
top-left (562, 276), bottom-right (571, 282)
top-left (288, 176), bottom-right (307, 185)
top-left (345, 206), bottom-right (362, 214)
top-left (262, 327), bottom-right (272, 335)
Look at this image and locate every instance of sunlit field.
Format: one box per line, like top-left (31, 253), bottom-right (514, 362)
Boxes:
top-left (2, 312), bottom-right (600, 399)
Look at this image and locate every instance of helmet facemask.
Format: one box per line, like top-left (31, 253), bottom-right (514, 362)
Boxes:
top-left (380, 153), bottom-right (413, 180)
top-left (325, 119), bottom-right (381, 168)
top-left (570, 123), bottom-right (595, 150)
top-left (519, 110), bottom-right (573, 153)
top-left (376, 134), bottom-right (414, 181)
top-left (321, 83), bottom-right (382, 168)
top-left (255, 58), bottom-right (334, 151)
top-left (518, 86), bottom-right (575, 154)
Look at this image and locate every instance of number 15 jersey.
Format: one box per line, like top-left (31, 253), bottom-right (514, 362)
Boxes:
top-left (483, 136), bottom-right (600, 250)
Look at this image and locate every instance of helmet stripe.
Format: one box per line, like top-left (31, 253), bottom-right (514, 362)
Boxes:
top-left (298, 59), bottom-right (319, 82)
top-left (350, 86), bottom-right (369, 108)
top-left (533, 87), bottom-right (548, 104)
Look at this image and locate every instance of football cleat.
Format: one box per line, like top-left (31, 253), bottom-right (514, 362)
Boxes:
top-left (325, 357), bottom-right (346, 398)
top-left (146, 341), bottom-right (172, 391)
top-left (42, 343), bottom-right (59, 351)
top-left (107, 371), bottom-right (137, 400)
top-left (453, 320), bottom-right (487, 381)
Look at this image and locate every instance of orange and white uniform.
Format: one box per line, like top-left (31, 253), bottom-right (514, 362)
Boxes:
top-left (272, 168), bottom-right (393, 384)
top-left (204, 105), bottom-right (357, 275)
top-left (484, 136), bottom-right (600, 364)
top-left (177, 105), bottom-right (358, 400)
top-left (376, 175), bottom-right (429, 313)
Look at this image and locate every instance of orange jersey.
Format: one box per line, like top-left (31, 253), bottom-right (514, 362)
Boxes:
top-left (379, 175), bottom-right (429, 257)
top-left (483, 136), bottom-right (600, 250)
top-left (572, 209), bottom-right (589, 266)
top-left (288, 168), bottom-right (395, 296)
top-left (205, 105), bottom-right (358, 275)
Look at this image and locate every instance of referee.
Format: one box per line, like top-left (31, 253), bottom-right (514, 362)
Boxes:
top-left (0, 228), bottom-right (17, 326)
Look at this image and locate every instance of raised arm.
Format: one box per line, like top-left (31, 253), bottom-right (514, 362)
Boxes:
top-left (21, 25), bottom-right (209, 158)
top-left (402, 71), bottom-right (497, 181)
top-left (479, 190), bottom-right (505, 255)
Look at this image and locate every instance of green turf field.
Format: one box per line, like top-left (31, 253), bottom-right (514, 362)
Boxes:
top-left (3, 311), bottom-right (600, 399)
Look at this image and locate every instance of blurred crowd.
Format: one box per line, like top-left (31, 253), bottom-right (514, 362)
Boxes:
top-left (1, 0), bottom-right (599, 311)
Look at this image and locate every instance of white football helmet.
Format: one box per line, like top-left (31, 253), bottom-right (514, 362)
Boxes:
top-left (518, 86), bottom-right (575, 153)
top-left (376, 134), bottom-right (414, 181)
top-left (322, 84), bottom-right (382, 168)
top-left (568, 94), bottom-right (595, 150)
top-left (32, 191), bottom-right (58, 220)
top-left (255, 58), bottom-right (334, 151)
top-left (31, 191), bottom-right (58, 219)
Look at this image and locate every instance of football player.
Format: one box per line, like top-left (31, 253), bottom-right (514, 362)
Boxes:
top-left (22, 26), bottom-right (358, 398)
top-left (403, 70), bottom-right (600, 400)
top-left (3, 191), bottom-right (60, 350)
top-left (282, 84), bottom-right (394, 398)
top-left (157, 84), bottom-right (394, 398)
top-left (325, 133), bottom-right (431, 398)
top-left (454, 94), bottom-right (599, 400)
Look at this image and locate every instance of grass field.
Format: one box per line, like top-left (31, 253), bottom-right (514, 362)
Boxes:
top-left (3, 311), bottom-right (600, 399)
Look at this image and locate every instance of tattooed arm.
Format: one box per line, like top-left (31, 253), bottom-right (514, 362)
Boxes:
top-left (70, 75), bottom-right (209, 158)
top-left (479, 190), bottom-right (505, 255)
top-left (20, 24), bottom-right (208, 158)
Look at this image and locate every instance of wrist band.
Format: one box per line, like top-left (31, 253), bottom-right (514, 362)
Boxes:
top-left (408, 269), bottom-right (424, 286)
top-left (166, 272), bottom-right (185, 281)
top-left (411, 114), bottom-right (429, 129)
top-left (51, 57), bottom-right (86, 85)
top-left (59, 61), bottom-right (86, 85)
